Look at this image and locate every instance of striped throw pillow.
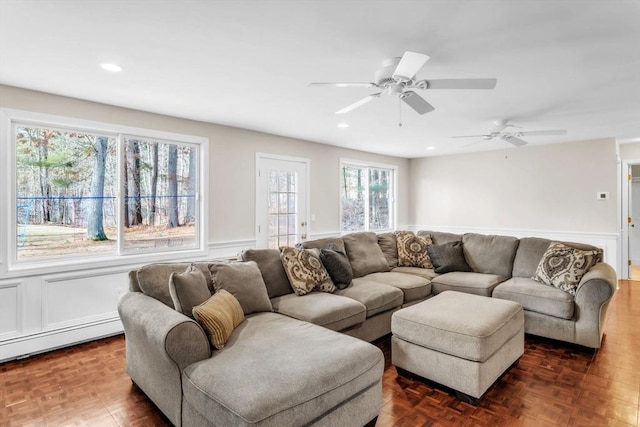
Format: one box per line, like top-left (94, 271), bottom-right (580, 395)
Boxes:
top-left (192, 290), bottom-right (245, 349)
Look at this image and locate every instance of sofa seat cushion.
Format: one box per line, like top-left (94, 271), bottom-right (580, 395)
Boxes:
top-left (492, 277), bottom-right (575, 320)
top-left (182, 313), bottom-right (384, 427)
top-left (392, 291), bottom-right (523, 362)
top-left (270, 292), bottom-right (366, 331)
top-left (363, 272), bottom-right (432, 303)
top-left (335, 278), bottom-right (404, 317)
top-left (431, 272), bottom-right (506, 297)
top-left (392, 266), bottom-right (438, 280)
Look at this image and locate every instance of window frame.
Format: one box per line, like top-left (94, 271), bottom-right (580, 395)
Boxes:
top-left (1, 108), bottom-right (209, 277)
top-left (339, 158), bottom-right (397, 233)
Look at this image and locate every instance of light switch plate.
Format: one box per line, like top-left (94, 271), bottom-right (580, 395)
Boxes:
top-left (597, 192), bottom-right (609, 200)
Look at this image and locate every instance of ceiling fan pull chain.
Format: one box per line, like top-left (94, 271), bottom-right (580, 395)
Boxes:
top-left (398, 97), bottom-right (403, 127)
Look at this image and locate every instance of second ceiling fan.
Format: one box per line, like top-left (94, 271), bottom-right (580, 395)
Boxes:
top-left (310, 51), bottom-right (497, 115)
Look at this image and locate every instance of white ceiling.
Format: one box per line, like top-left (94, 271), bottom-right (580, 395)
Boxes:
top-left (1, 0), bottom-right (639, 158)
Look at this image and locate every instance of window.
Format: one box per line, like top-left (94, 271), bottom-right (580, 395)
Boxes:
top-left (4, 109), bottom-right (207, 268)
top-left (340, 161), bottom-right (395, 232)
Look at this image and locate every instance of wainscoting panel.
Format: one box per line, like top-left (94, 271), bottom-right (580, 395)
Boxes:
top-left (42, 272), bottom-right (128, 331)
top-left (0, 281), bottom-right (23, 338)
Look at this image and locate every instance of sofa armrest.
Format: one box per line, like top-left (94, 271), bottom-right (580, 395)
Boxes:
top-left (573, 262), bottom-right (617, 348)
top-left (117, 291), bottom-right (210, 425)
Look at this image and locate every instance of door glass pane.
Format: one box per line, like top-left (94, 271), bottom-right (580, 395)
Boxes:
top-left (267, 170), bottom-right (298, 248)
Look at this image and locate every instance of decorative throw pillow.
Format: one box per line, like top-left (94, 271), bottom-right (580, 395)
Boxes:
top-left (192, 290), bottom-right (245, 350)
top-left (533, 242), bottom-right (599, 295)
top-left (209, 261), bottom-right (273, 315)
top-left (396, 231), bottom-right (433, 269)
top-left (280, 246), bottom-right (335, 295)
top-left (320, 243), bottom-right (353, 290)
top-left (169, 264), bottom-right (212, 317)
top-left (427, 241), bottom-right (473, 274)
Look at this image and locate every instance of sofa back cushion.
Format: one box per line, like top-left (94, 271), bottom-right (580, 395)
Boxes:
top-left (377, 232), bottom-right (399, 269)
top-left (513, 237), bottom-right (603, 278)
top-left (418, 230), bottom-right (462, 245)
top-left (136, 262), bottom-right (213, 308)
top-left (342, 232), bottom-right (390, 277)
top-left (299, 237), bottom-right (346, 253)
top-left (462, 233), bottom-right (519, 278)
top-left (239, 249), bottom-right (292, 299)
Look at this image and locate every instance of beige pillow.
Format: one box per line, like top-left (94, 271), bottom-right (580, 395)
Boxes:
top-left (192, 290), bottom-right (245, 350)
top-left (209, 261), bottom-right (273, 315)
top-left (396, 231), bottom-right (433, 269)
top-left (533, 242), bottom-right (599, 295)
top-left (169, 264), bottom-right (212, 317)
top-left (280, 246), bottom-right (335, 296)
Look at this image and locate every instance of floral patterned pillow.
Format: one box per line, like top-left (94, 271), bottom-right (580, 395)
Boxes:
top-left (533, 242), bottom-right (599, 295)
top-left (396, 231), bottom-right (433, 269)
top-left (280, 247), bottom-right (335, 296)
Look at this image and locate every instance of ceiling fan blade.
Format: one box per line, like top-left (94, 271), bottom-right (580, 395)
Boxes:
top-left (393, 51), bottom-right (430, 81)
top-left (503, 135), bottom-right (528, 147)
top-left (422, 78), bottom-right (497, 90)
top-left (452, 134), bottom-right (492, 138)
top-left (309, 82), bottom-right (376, 88)
top-left (401, 91), bottom-right (435, 115)
top-left (335, 93), bottom-right (382, 114)
top-left (519, 130), bottom-right (567, 136)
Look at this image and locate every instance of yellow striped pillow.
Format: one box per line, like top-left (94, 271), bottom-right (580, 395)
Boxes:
top-left (192, 290), bottom-right (245, 349)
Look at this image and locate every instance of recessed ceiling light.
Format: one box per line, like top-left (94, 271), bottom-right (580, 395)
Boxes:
top-left (426, 146), bottom-right (436, 150)
top-left (100, 63), bottom-right (123, 72)
top-left (337, 123), bottom-right (349, 128)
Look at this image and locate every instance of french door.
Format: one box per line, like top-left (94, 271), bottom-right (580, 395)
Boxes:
top-left (256, 154), bottom-right (309, 249)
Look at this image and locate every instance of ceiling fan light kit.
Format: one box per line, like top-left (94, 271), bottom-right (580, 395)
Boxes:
top-left (310, 51), bottom-right (497, 116)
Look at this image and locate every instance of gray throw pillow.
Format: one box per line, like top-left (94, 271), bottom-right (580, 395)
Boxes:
top-left (427, 241), bottom-right (473, 274)
top-left (209, 261), bottom-right (273, 315)
top-left (169, 264), bottom-right (212, 318)
top-left (320, 243), bottom-right (353, 290)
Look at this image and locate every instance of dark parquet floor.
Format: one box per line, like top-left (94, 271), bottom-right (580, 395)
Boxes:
top-left (1, 280), bottom-right (639, 427)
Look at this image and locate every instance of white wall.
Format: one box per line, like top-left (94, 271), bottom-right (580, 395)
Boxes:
top-left (410, 139), bottom-right (618, 232)
top-left (409, 139), bottom-right (619, 268)
top-left (0, 85), bottom-right (409, 361)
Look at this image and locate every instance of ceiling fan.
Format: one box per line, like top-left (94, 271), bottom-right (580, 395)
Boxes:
top-left (452, 120), bottom-right (567, 147)
top-left (310, 51), bottom-right (497, 115)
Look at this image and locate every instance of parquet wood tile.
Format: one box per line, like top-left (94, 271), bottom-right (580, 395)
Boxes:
top-left (1, 280), bottom-right (639, 426)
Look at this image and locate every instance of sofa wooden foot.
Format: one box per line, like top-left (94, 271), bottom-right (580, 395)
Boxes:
top-left (455, 390), bottom-right (479, 405)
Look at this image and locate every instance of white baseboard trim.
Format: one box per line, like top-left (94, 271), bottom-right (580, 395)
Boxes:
top-left (409, 225), bottom-right (620, 277)
top-left (0, 316), bottom-right (123, 362)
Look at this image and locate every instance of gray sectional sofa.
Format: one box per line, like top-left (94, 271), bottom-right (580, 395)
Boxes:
top-left (118, 230), bottom-right (617, 426)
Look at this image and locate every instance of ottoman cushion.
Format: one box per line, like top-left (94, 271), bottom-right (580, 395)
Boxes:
top-left (392, 291), bottom-right (523, 362)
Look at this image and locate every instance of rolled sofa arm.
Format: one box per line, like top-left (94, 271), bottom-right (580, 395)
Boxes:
top-left (118, 292), bottom-right (210, 426)
top-left (573, 262), bottom-right (618, 348)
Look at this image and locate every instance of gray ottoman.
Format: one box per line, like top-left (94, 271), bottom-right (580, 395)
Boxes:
top-left (391, 291), bottom-right (524, 403)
